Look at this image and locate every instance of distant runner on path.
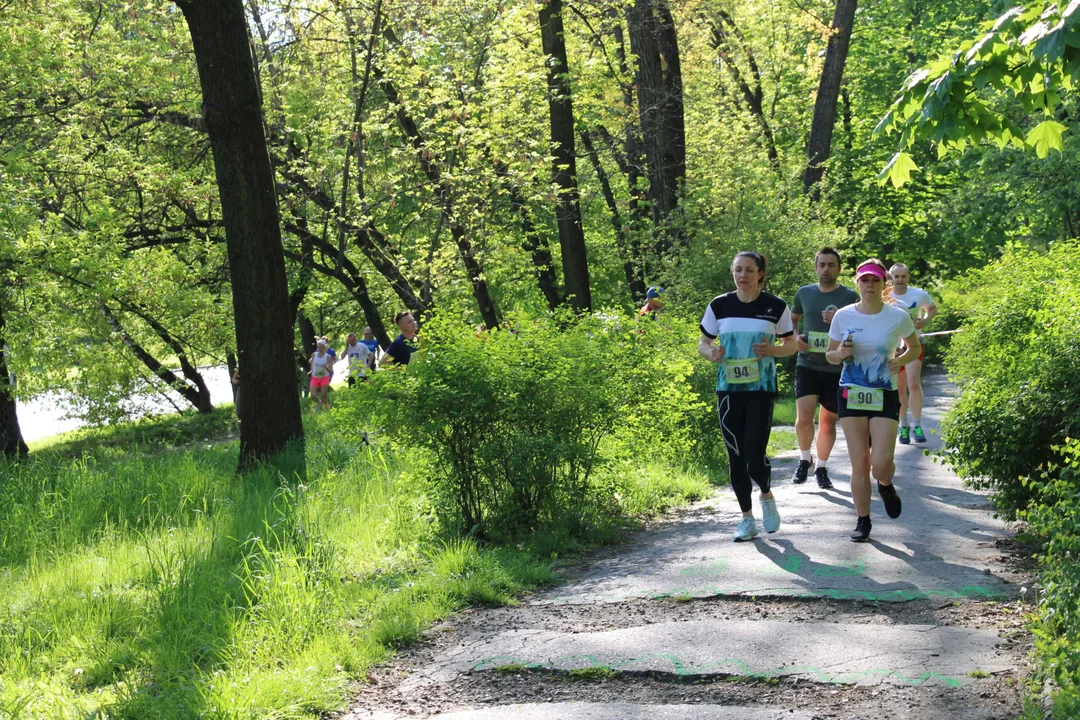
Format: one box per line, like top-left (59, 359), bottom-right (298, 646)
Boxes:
top-left (698, 251), bottom-right (796, 542)
top-left (360, 326), bottom-right (379, 371)
top-left (827, 259), bottom-right (921, 542)
top-left (342, 332), bottom-right (371, 387)
top-left (888, 263), bottom-right (938, 445)
top-left (310, 338), bottom-right (334, 411)
top-left (380, 312), bottom-right (420, 367)
top-left (790, 247), bottom-right (859, 489)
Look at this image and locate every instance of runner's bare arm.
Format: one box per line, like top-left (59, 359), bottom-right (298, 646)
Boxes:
top-left (790, 312), bottom-right (809, 351)
top-left (759, 333), bottom-right (797, 358)
top-left (698, 334), bottom-right (725, 363)
top-left (889, 332), bottom-right (922, 373)
top-left (915, 302), bottom-right (938, 330)
top-left (825, 338), bottom-right (851, 365)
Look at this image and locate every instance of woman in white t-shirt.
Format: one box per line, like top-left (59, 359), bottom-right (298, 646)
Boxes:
top-left (826, 259), bottom-right (921, 542)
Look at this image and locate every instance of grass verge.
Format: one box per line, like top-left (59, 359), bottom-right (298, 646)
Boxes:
top-left (0, 408), bottom-right (709, 719)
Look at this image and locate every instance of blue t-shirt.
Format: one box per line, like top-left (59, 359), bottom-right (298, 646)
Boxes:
top-left (385, 334), bottom-right (417, 365)
top-left (360, 338), bottom-right (379, 354)
top-left (700, 292), bottom-right (794, 393)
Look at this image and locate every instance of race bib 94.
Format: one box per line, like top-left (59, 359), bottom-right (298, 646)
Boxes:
top-left (846, 386), bottom-right (883, 411)
top-left (807, 331), bottom-right (829, 353)
top-left (726, 357), bottom-right (760, 385)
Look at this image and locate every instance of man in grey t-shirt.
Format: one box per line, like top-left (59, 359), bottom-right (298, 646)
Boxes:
top-left (789, 247), bottom-right (860, 489)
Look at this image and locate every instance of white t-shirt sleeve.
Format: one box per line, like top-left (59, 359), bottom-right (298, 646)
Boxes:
top-left (827, 308), bottom-right (847, 342)
top-left (776, 305), bottom-right (794, 337)
top-left (700, 303), bottom-right (719, 339)
top-left (918, 288), bottom-right (936, 310)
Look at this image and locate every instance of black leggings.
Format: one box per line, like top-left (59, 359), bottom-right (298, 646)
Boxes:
top-left (717, 391), bottom-right (774, 512)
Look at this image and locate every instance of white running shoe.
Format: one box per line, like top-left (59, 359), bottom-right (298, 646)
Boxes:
top-left (761, 496), bottom-right (781, 533)
top-left (732, 516), bottom-right (760, 542)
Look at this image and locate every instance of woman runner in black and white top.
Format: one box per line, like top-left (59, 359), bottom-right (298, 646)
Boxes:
top-left (826, 259), bottom-right (921, 542)
top-left (699, 252), bottom-right (797, 542)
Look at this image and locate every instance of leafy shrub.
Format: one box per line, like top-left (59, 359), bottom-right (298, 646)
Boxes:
top-left (340, 312), bottom-right (704, 539)
top-left (939, 241), bottom-right (1080, 517)
top-left (1024, 439), bottom-right (1080, 717)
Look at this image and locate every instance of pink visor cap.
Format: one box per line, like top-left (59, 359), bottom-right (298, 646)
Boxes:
top-left (855, 262), bottom-right (887, 281)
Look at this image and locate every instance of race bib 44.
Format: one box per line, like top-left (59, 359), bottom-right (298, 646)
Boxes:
top-left (808, 331), bottom-right (829, 353)
top-left (726, 357), bottom-right (760, 384)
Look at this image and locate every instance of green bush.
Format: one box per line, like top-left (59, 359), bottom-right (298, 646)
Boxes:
top-left (1024, 439), bottom-right (1080, 717)
top-left (340, 312), bottom-right (705, 539)
top-left (939, 241), bottom-right (1080, 517)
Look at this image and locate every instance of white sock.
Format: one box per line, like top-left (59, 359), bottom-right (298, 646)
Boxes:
top-left (912, 417), bottom-right (922, 427)
top-left (800, 450), bottom-right (812, 462)
top-left (816, 458), bottom-right (828, 470)
top-left (902, 414), bottom-right (911, 428)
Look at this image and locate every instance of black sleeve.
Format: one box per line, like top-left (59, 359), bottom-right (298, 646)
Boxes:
top-left (385, 339), bottom-right (409, 364)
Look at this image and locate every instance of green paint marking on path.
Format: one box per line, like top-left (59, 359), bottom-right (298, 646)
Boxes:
top-left (472, 653), bottom-right (964, 688)
top-left (680, 559), bottom-right (729, 577)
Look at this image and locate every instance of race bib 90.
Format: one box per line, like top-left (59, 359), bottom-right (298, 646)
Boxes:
top-left (726, 357), bottom-right (760, 384)
top-left (846, 386), bottom-right (883, 411)
top-left (807, 331), bottom-right (830, 353)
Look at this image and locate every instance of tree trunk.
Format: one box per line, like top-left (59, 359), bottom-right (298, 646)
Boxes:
top-left (0, 296), bottom-right (27, 459)
top-left (373, 64), bottom-right (499, 329)
top-left (710, 10), bottom-right (778, 169)
top-left (626, 0), bottom-right (686, 257)
top-left (539, 0), bottom-right (592, 312)
top-left (803, 0), bottom-right (858, 199)
top-left (608, 9), bottom-right (648, 302)
top-left (101, 305), bottom-right (214, 414)
top-left (490, 156), bottom-right (563, 311)
top-left (176, 0), bottom-right (304, 468)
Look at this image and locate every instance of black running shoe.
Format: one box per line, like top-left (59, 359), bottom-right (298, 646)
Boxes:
top-left (815, 466), bottom-right (834, 489)
top-left (850, 516), bottom-right (871, 542)
top-left (878, 481), bottom-right (902, 519)
top-left (792, 459), bottom-right (811, 484)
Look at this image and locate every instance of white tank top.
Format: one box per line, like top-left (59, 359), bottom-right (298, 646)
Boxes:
top-left (312, 351), bottom-right (330, 377)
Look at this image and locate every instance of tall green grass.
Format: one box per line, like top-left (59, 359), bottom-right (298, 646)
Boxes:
top-left (0, 409), bottom-right (709, 718)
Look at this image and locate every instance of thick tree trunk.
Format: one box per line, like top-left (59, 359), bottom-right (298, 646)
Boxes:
top-left (626, 0), bottom-right (686, 257)
top-left (539, 0), bottom-right (592, 312)
top-left (0, 297), bottom-right (27, 459)
top-left (176, 0), bottom-right (304, 468)
top-left (803, 0), bottom-right (858, 198)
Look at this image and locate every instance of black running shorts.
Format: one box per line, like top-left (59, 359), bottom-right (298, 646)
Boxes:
top-left (795, 365), bottom-right (840, 414)
top-left (837, 387), bottom-right (901, 421)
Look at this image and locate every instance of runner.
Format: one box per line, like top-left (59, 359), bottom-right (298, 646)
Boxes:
top-left (360, 326), bottom-right (379, 372)
top-left (321, 336), bottom-right (338, 383)
top-left (790, 247), bottom-right (859, 489)
top-left (698, 252), bottom-right (796, 542)
top-left (888, 263), bottom-right (938, 444)
top-left (826, 259), bottom-right (920, 542)
top-left (380, 311), bottom-right (419, 367)
top-left (639, 286), bottom-right (665, 319)
top-left (310, 338), bottom-right (333, 411)
top-left (342, 332), bottom-right (371, 387)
